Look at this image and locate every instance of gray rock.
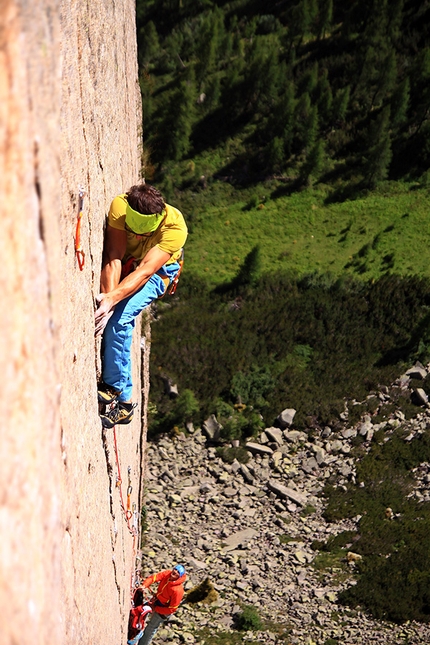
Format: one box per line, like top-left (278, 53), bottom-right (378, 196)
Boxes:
top-left (277, 408), bottom-right (297, 428)
top-left (284, 430), bottom-right (305, 443)
top-left (312, 445), bottom-right (327, 466)
top-left (245, 442), bottom-right (274, 456)
top-left (239, 463), bottom-right (254, 484)
top-left (203, 414), bottom-right (222, 440)
top-left (330, 440), bottom-right (344, 452)
top-left (342, 428), bottom-right (357, 439)
top-left (267, 480), bottom-right (308, 506)
top-left (406, 363), bottom-right (427, 380)
top-left (413, 388), bottom-right (429, 405)
top-left (302, 458), bottom-right (319, 474)
top-left (265, 427), bottom-right (284, 445)
top-left (221, 528), bottom-right (259, 552)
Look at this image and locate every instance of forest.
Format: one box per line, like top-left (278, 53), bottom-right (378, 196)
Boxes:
top-left (136, 0), bottom-right (430, 625)
top-left (136, 0), bottom-right (430, 191)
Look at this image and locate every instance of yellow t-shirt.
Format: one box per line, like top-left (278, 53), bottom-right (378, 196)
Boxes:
top-left (108, 194), bottom-right (187, 264)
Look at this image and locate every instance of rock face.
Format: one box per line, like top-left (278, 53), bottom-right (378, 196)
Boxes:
top-left (0, 2), bottom-right (144, 644)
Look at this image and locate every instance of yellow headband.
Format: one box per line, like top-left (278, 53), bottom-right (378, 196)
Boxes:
top-left (125, 204), bottom-right (164, 234)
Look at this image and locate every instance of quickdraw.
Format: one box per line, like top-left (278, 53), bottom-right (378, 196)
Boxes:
top-left (112, 426), bottom-right (137, 537)
top-left (112, 425), bottom-right (140, 602)
top-left (74, 187), bottom-right (86, 271)
top-left (168, 249), bottom-right (184, 295)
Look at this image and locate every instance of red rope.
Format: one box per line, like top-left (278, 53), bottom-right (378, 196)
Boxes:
top-left (113, 425), bottom-right (135, 534)
top-left (112, 425), bottom-right (140, 601)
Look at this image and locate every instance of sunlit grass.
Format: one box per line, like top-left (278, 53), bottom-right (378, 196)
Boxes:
top-left (176, 181), bottom-right (430, 287)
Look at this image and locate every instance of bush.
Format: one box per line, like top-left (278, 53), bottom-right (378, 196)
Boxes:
top-left (217, 446), bottom-right (250, 464)
top-left (235, 605), bottom-right (262, 631)
top-left (150, 272), bottom-right (430, 433)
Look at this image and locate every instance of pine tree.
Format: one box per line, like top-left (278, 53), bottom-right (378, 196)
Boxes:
top-left (363, 106), bottom-right (392, 187)
top-left (195, 9), bottom-right (224, 88)
top-left (139, 21), bottom-right (160, 66)
top-left (300, 138), bottom-right (325, 185)
top-left (371, 49), bottom-right (397, 108)
top-left (166, 66), bottom-right (196, 161)
top-left (391, 77), bottom-right (410, 127)
top-left (332, 85), bottom-right (350, 123)
top-left (317, 0), bottom-right (333, 40)
top-left (267, 137), bottom-right (285, 174)
top-left (299, 61), bottom-right (319, 96)
top-left (315, 68), bottom-right (333, 123)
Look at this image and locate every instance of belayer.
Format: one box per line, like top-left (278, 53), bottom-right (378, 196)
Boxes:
top-left (128, 564), bottom-right (187, 645)
top-left (95, 183), bottom-right (187, 428)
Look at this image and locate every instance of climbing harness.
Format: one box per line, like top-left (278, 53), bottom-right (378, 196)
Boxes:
top-left (74, 186), bottom-right (86, 271)
top-left (120, 251), bottom-right (184, 297)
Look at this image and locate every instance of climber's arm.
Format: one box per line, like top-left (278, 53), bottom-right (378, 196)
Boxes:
top-left (100, 225), bottom-right (127, 293)
top-left (94, 225), bottom-right (127, 336)
top-left (95, 245), bottom-right (171, 336)
top-left (105, 245), bottom-right (171, 305)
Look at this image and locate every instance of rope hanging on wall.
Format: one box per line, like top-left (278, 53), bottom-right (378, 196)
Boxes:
top-left (113, 424), bottom-right (140, 598)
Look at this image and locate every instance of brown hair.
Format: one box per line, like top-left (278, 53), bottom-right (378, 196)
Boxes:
top-left (126, 184), bottom-right (165, 214)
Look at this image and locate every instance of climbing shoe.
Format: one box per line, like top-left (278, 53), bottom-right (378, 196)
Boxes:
top-left (100, 401), bottom-right (137, 428)
top-left (98, 382), bottom-right (122, 404)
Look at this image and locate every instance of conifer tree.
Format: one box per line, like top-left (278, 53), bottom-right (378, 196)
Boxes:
top-left (139, 21), bottom-right (160, 66)
top-left (371, 49), bottom-right (397, 108)
top-left (391, 77), bottom-right (410, 128)
top-left (363, 106), bottom-right (392, 187)
top-left (317, 0), bottom-right (333, 40)
top-left (411, 48), bottom-right (430, 134)
top-left (195, 9), bottom-right (224, 88)
top-left (299, 61), bottom-right (319, 96)
top-left (315, 68), bottom-right (333, 123)
top-left (303, 105), bottom-right (319, 152)
top-left (300, 138), bottom-right (325, 186)
top-left (166, 66), bottom-right (196, 161)
top-left (332, 86), bottom-right (350, 123)
top-left (234, 245), bottom-right (262, 288)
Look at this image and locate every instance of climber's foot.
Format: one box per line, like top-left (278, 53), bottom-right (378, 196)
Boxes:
top-left (100, 401), bottom-right (137, 428)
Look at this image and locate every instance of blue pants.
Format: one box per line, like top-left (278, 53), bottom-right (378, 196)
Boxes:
top-left (137, 611), bottom-right (168, 645)
top-left (102, 262), bottom-right (179, 402)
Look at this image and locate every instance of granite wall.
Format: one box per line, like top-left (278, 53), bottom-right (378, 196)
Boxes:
top-left (0, 1), bottom-right (145, 643)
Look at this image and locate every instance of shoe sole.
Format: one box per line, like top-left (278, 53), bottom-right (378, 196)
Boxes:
top-left (100, 414), bottom-right (134, 428)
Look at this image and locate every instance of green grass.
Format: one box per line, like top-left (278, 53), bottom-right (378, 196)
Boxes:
top-left (173, 181), bottom-right (430, 287)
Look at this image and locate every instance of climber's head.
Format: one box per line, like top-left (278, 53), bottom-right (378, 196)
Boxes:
top-left (125, 183), bottom-right (165, 234)
top-left (171, 564), bottom-right (186, 580)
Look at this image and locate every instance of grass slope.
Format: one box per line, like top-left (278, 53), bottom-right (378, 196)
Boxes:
top-left (175, 181), bottom-right (430, 288)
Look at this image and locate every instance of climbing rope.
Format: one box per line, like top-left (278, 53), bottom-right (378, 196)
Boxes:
top-left (74, 186), bottom-right (86, 270)
top-left (112, 425), bottom-right (141, 600)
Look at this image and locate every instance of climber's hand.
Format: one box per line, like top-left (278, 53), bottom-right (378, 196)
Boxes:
top-left (94, 293), bottom-right (114, 336)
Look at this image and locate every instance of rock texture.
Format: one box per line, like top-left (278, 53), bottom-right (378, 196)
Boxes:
top-left (141, 367), bottom-right (430, 645)
top-left (0, 2), bottom-right (144, 644)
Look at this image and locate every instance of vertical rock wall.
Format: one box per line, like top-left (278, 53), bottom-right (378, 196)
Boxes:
top-left (0, 1), bottom-right (145, 644)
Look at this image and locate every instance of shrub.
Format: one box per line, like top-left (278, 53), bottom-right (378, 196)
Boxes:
top-left (236, 605), bottom-right (263, 631)
top-left (217, 446), bottom-right (250, 464)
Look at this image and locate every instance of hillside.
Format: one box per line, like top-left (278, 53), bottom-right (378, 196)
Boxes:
top-left (136, 2), bottom-right (430, 634)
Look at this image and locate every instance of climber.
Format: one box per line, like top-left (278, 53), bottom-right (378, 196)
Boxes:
top-left (129, 564), bottom-right (187, 645)
top-left (95, 183), bottom-right (187, 428)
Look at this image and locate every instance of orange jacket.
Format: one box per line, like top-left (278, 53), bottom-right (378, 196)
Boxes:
top-left (142, 570), bottom-right (186, 615)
